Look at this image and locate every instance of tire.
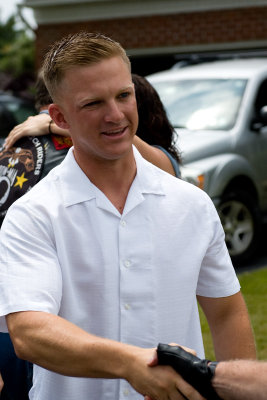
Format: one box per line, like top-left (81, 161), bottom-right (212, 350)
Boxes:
top-left (217, 191), bottom-right (261, 266)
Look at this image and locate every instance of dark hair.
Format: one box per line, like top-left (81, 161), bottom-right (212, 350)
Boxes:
top-left (132, 74), bottom-right (181, 163)
top-left (34, 71), bottom-right (53, 111)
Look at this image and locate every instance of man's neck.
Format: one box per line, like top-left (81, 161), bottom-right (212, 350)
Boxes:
top-left (73, 149), bottom-right (137, 214)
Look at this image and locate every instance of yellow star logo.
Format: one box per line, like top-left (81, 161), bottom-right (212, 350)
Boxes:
top-left (14, 172), bottom-right (28, 189)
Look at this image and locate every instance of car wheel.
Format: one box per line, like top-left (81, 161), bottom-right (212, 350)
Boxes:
top-left (217, 191), bottom-right (261, 266)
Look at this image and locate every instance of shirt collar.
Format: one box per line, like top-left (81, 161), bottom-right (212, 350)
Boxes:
top-left (58, 146), bottom-right (165, 208)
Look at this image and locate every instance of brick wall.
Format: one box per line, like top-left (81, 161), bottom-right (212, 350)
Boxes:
top-left (35, 6), bottom-right (267, 69)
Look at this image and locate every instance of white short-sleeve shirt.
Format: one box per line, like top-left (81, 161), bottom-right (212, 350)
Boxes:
top-left (0, 146), bottom-right (240, 400)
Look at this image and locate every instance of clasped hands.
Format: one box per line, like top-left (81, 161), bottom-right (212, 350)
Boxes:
top-left (144, 343), bottom-right (221, 400)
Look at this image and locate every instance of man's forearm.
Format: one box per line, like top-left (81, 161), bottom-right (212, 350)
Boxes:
top-left (7, 311), bottom-right (142, 379)
top-left (213, 360), bottom-right (267, 400)
top-left (7, 312), bottom-right (203, 400)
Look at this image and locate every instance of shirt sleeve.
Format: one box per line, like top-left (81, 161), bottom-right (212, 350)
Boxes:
top-left (0, 200), bottom-right (62, 332)
top-left (196, 195), bottom-right (240, 297)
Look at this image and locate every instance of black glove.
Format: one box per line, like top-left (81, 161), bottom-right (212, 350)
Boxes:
top-left (157, 343), bottom-right (221, 400)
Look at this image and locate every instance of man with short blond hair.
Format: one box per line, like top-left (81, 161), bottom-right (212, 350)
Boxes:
top-left (0, 32), bottom-right (255, 400)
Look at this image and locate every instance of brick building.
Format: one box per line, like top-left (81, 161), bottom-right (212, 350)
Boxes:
top-left (21, 0), bottom-right (267, 75)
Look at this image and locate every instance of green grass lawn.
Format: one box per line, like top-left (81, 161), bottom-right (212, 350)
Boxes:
top-left (200, 266), bottom-right (267, 360)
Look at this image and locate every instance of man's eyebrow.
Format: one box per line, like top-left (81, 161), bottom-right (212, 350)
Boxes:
top-left (119, 84), bottom-right (134, 91)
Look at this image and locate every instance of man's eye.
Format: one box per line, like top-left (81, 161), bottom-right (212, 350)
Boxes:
top-left (84, 101), bottom-right (100, 107)
top-left (119, 92), bottom-right (130, 99)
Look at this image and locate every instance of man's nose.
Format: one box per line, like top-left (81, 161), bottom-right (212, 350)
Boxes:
top-left (104, 101), bottom-right (124, 122)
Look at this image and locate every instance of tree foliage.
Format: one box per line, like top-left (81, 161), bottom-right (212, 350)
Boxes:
top-left (0, 15), bottom-right (35, 76)
top-left (0, 14), bottom-right (35, 99)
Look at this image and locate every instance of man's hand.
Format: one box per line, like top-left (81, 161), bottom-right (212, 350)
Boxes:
top-left (157, 343), bottom-right (221, 400)
top-left (141, 347), bottom-right (205, 400)
top-left (126, 347), bottom-right (203, 400)
top-left (4, 114), bottom-right (51, 150)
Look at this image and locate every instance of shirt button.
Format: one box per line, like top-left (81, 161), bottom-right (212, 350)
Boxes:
top-left (121, 220), bottom-right (126, 227)
top-left (124, 303), bottom-right (131, 310)
top-left (124, 260), bottom-right (131, 268)
top-left (123, 389), bottom-right (129, 396)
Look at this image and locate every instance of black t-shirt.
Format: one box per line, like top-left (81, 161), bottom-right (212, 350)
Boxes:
top-left (0, 135), bottom-right (70, 227)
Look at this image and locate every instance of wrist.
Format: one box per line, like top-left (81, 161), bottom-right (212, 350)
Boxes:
top-left (208, 361), bottom-right (219, 380)
top-left (48, 119), bottom-right (53, 135)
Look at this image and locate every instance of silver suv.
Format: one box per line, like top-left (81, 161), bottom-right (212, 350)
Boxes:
top-left (148, 58), bottom-right (267, 265)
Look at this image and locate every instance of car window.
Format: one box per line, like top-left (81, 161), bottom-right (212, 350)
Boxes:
top-left (151, 79), bottom-right (247, 131)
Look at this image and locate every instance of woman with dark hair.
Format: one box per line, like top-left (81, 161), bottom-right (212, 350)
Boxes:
top-left (132, 73), bottom-right (181, 176)
top-left (4, 74), bottom-right (181, 177)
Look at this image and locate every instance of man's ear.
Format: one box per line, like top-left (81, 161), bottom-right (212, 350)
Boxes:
top-left (48, 104), bottom-right (70, 130)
